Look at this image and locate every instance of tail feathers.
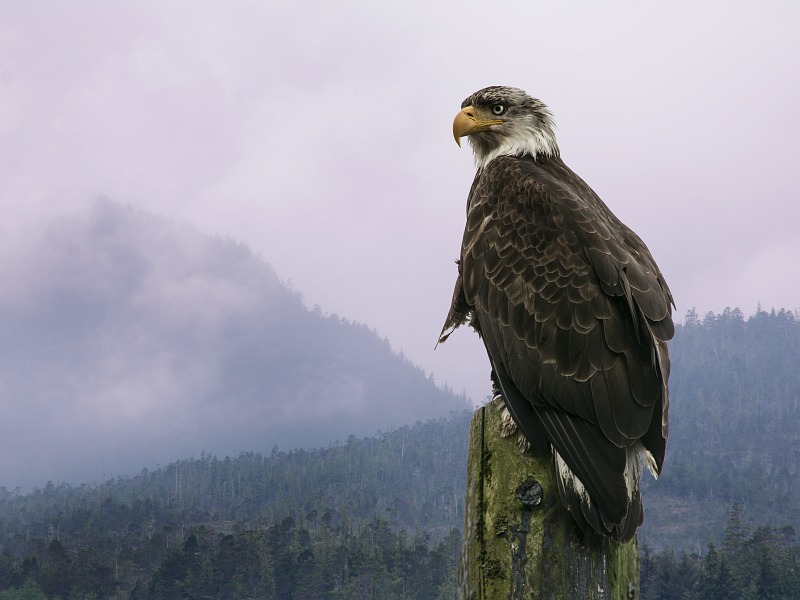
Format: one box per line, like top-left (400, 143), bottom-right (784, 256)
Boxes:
top-left (488, 356), bottom-right (650, 541)
top-left (553, 446), bottom-right (643, 542)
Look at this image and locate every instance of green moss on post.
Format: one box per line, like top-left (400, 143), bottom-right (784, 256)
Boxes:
top-left (458, 398), bottom-right (639, 599)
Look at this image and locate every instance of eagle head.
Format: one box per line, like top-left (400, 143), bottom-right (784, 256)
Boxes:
top-left (453, 86), bottom-right (559, 168)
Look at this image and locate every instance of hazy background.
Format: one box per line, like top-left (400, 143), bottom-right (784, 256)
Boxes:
top-left (1, 2), bottom-right (799, 489)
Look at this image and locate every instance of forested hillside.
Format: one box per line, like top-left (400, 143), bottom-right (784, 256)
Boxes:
top-left (640, 307), bottom-right (800, 550)
top-left (1, 307), bottom-right (798, 598)
top-left (0, 415), bottom-right (471, 599)
top-left (640, 502), bottom-right (800, 599)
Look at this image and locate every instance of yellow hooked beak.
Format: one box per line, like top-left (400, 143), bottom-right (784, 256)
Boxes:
top-left (452, 105), bottom-right (503, 147)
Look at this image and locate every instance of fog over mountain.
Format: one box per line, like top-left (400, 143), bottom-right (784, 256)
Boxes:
top-left (0, 200), bottom-right (469, 490)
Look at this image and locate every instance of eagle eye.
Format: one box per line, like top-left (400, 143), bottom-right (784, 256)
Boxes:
top-left (491, 104), bottom-right (506, 115)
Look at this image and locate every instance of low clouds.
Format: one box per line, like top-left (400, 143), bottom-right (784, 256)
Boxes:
top-left (0, 202), bottom-right (468, 489)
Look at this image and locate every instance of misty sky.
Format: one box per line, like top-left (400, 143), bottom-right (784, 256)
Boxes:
top-left (2, 2), bottom-right (799, 409)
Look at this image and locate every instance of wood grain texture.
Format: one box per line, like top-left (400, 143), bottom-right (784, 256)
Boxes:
top-left (458, 399), bottom-right (639, 599)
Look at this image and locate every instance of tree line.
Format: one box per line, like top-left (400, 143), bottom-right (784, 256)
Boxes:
top-left (0, 415), bottom-right (470, 599)
top-left (640, 306), bottom-right (800, 550)
top-left (0, 515), bottom-right (459, 600)
top-left (641, 503), bottom-right (800, 599)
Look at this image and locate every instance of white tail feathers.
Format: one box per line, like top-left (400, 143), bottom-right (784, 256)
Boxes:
top-left (553, 443), bottom-right (651, 541)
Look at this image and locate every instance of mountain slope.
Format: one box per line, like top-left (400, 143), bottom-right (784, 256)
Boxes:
top-left (0, 308), bottom-right (799, 597)
top-left (640, 307), bottom-right (800, 550)
top-left (0, 414), bottom-right (472, 599)
top-left (0, 200), bottom-right (469, 489)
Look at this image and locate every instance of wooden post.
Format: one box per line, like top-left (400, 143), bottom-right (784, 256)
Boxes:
top-left (458, 398), bottom-right (639, 599)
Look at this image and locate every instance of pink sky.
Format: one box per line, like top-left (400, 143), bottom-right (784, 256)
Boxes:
top-left (2, 1), bottom-right (799, 404)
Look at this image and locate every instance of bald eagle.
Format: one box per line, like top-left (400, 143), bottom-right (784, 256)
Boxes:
top-left (440, 86), bottom-right (674, 541)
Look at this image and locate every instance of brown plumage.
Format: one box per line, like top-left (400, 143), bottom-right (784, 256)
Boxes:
top-left (440, 86), bottom-right (674, 541)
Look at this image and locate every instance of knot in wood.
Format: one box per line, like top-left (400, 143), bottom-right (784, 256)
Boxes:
top-left (514, 479), bottom-right (543, 508)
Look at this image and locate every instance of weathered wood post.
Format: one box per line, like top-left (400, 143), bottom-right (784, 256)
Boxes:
top-left (458, 398), bottom-right (639, 599)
